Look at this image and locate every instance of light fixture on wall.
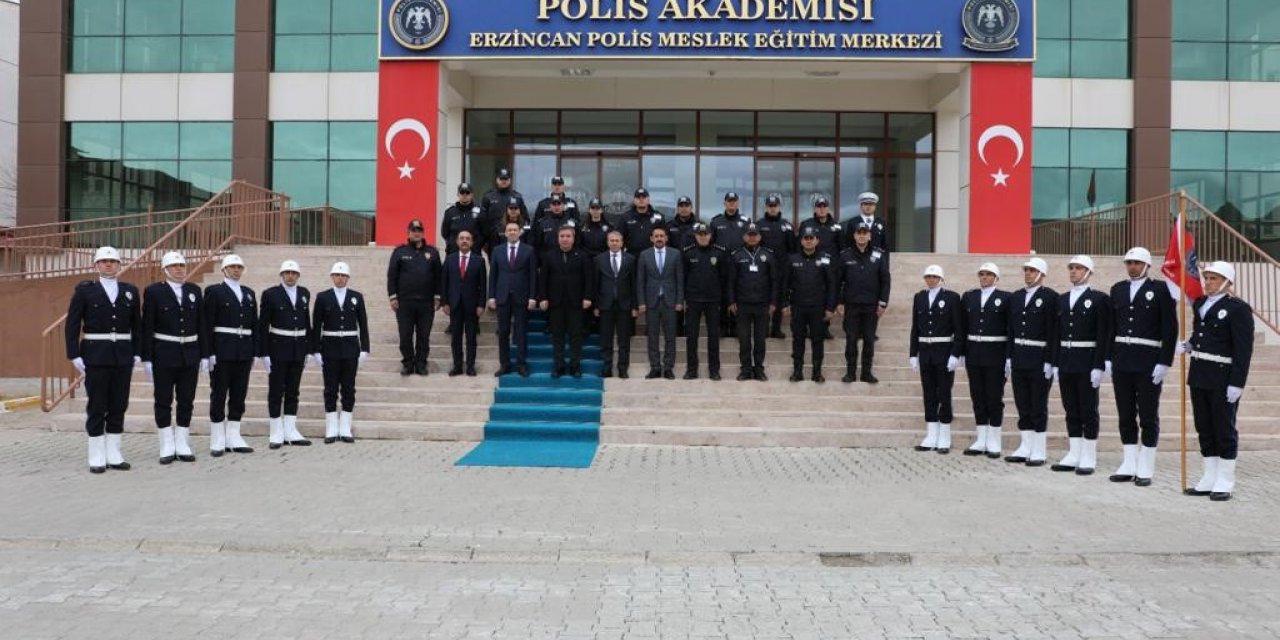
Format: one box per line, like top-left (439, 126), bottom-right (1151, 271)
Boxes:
top-left (560, 68), bottom-right (593, 77)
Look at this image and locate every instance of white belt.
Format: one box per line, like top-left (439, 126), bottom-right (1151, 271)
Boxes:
top-left (322, 330), bottom-right (359, 338)
top-left (918, 336), bottom-right (953, 344)
top-left (154, 333), bottom-right (198, 344)
top-left (967, 335), bottom-right (1008, 343)
top-left (1061, 341), bottom-right (1097, 348)
top-left (1191, 351), bottom-right (1233, 365)
top-left (270, 327), bottom-right (308, 338)
top-left (214, 327), bottom-right (253, 337)
top-left (1115, 336), bottom-right (1162, 348)
top-left (83, 332), bottom-right (131, 342)
top-left (1014, 338), bottom-right (1047, 347)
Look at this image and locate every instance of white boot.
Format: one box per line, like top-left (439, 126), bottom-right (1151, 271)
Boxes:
top-left (338, 411), bottom-right (355, 443)
top-left (1110, 444), bottom-right (1138, 482)
top-left (1004, 430), bottom-right (1030, 463)
top-left (1135, 445), bottom-right (1157, 486)
top-left (915, 422), bottom-right (939, 451)
top-left (964, 425), bottom-right (989, 456)
top-left (1052, 437), bottom-right (1082, 471)
top-left (1027, 432), bottom-right (1048, 466)
top-left (1187, 456), bottom-right (1219, 496)
top-left (104, 433), bottom-right (130, 470)
top-left (157, 426), bottom-right (176, 464)
top-left (283, 415), bottom-right (311, 446)
top-left (324, 412), bottom-right (339, 444)
top-left (268, 417), bottom-right (284, 449)
top-left (87, 435), bottom-right (107, 473)
top-left (936, 424), bottom-right (952, 454)
top-left (1076, 439), bottom-right (1098, 475)
top-left (1211, 458), bottom-right (1236, 501)
top-left (174, 426), bottom-right (195, 461)
top-left (225, 421), bottom-right (253, 453)
top-left (985, 426), bottom-right (1003, 458)
top-left (209, 421), bottom-right (226, 456)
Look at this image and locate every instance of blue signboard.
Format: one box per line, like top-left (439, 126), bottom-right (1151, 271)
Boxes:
top-left (380, 0), bottom-right (1036, 61)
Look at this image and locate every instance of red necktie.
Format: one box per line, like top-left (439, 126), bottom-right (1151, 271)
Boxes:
top-left (460, 253), bottom-right (468, 279)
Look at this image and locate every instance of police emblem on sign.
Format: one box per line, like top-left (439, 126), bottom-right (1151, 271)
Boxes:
top-left (389, 0), bottom-right (449, 51)
top-left (961, 0), bottom-right (1020, 52)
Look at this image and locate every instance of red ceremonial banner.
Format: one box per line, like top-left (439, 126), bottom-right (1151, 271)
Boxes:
top-left (376, 60), bottom-right (440, 246)
top-left (968, 62), bottom-right (1032, 253)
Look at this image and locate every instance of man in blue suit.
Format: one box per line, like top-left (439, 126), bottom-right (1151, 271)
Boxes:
top-left (488, 221), bottom-right (538, 376)
top-left (441, 230), bottom-right (487, 376)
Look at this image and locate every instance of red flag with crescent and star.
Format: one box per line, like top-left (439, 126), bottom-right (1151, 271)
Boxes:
top-left (968, 62), bottom-right (1032, 252)
top-left (376, 60), bottom-right (439, 246)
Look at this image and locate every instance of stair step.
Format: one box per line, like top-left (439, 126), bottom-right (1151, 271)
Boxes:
top-left (494, 387), bottom-right (602, 405)
top-left (489, 403), bottom-right (601, 423)
top-left (482, 420), bottom-right (598, 442)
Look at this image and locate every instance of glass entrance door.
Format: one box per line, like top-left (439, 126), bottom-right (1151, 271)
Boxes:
top-left (755, 157), bottom-right (837, 225)
top-left (561, 155), bottom-right (640, 222)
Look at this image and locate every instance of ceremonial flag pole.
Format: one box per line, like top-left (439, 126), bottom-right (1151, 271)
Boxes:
top-left (1177, 192), bottom-right (1189, 492)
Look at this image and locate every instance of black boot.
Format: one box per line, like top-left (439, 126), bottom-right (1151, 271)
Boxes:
top-left (789, 368), bottom-right (803, 382)
top-left (860, 368), bottom-right (878, 384)
top-left (841, 368), bottom-right (857, 384)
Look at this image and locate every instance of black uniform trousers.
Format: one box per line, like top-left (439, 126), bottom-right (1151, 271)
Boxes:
top-left (599, 307), bottom-right (633, 372)
top-left (919, 363), bottom-right (955, 423)
top-left (1113, 371), bottom-right (1162, 447)
top-left (496, 295), bottom-right (529, 369)
top-left (84, 365), bottom-right (132, 436)
top-left (966, 365), bottom-right (1006, 427)
top-left (1190, 386), bottom-right (1239, 460)
top-left (770, 308), bottom-right (785, 335)
top-left (646, 299), bottom-right (678, 372)
top-left (266, 360), bottom-right (305, 419)
top-left (737, 303), bottom-right (768, 371)
top-left (843, 304), bottom-right (879, 371)
top-left (322, 357), bottom-right (359, 412)
top-left (1059, 371), bottom-right (1100, 439)
top-left (790, 306), bottom-right (825, 369)
top-left (153, 363), bottom-right (198, 428)
top-left (548, 304), bottom-right (585, 370)
top-left (209, 359), bottom-right (252, 423)
top-left (396, 300), bottom-right (434, 366)
top-left (720, 306), bottom-right (737, 338)
top-left (685, 301), bottom-right (721, 372)
top-left (449, 310), bottom-right (480, 368)
top-left (1011, 368), bottom-right (1052, 433)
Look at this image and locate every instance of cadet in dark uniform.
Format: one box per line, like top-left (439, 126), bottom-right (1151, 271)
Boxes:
top-left (593, 231), bottom-right (638, 378)
top-left (141, 251), bottom-right (205, 464)
top-left (682, 224), bottom-right (729, 380)
top-left (711, 192), bottom-right (752, 338)
top-left (781, 228), bottom-right (837, 383)
top-left (533, 193), bottom-right (577, 258)
top-left (441, 230), bottom-right (487, 376)
top-left (960, 263), bottom-right (1013, 458)
top-left (539, 226), bottom-right (594, 377)
top-left (835, 221), bottom-right (890, 383)
top-left (533, 175), bottom-right (580, 226)
top-left (203, 254), bottom-right (258, 456)
top-left (440, 182), bottom-right (484, 254)
top-left (1182, 261), bottom-right (1253, 501)
top-left (850, 192), bottom-right (889, 253)
top-left (620, 188), bottom-right (665, 256)
top-left (66, 246), bottom-right (141, 473)
top-left (311, 261), bottom-right (370, 443)
top-left (1050, 255), bottom-right (1112, 475)
top-left (666, 196), bottom-right (700, 253)
top-left (1005, 257), bottom-right (1058, 466)
top-left (802, 197), bottom-right (842, 340)
top-left (755, 194), bottom-right (796, 339)
top-left (909, 265), bottom-right (963, 454)
top-left (479, 168), bottom-right (526, 238)
top-left (259, 259), bottom-right (313, 449)
top-left (578, 198), bottom-right (613, 258)
top-left (1106, 247), bottom-right (1177, 485)
top-left (727, 223), bottom-right (779, 381)
top-left (387, 218), bottom-right (442, 376)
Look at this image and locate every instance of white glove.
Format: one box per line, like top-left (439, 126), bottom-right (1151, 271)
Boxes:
top-left (71, 357), bottom-right (86, 374)
top-left (1090, 368), bottom-right (1103, 388)
top-left (1175, 340), bottom-right (1190, 355)
top-left (1152, 364), bottom-right (1169, 385)
top-left (261, 356), bottom-right (271, 374)
top-left (909, 357), bottom-right (919, 372)
top-left (946, 356), bottom-right (959, 372)
top-left (1226, 385), bottom-right (1243, 404)
top-left (199, 358), bottom-right (209, 373)
top-left (1043, 362), bottom-right (1053, 380)
top-left (312, 353), bottom-right (323, 367)
top-left (1052, 366), bottom-right (1059, 381)
top-left (1104, 360), bottom-right (1112, 377)
top-left (143, 361), bottom-right (153, 382)
top-left (1004, 359), bottom-right (1012, 376)
top-left (208, 355), bottom-right (217, 369)
top-left (358, 351), bottom-right (369, 365)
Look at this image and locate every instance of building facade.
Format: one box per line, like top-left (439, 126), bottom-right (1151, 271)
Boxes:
top-left (1, 0), bottom-right (17, 227)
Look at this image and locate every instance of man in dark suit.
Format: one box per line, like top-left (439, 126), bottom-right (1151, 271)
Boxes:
top-left (441, 230), bottom-right (487, 376)
top-left (66, 246), bottom-right (142, 473)
top-left (203, 254), bottom-right (259, 456)
top-left (311, 261), bottom-right (370, 443)
top-left (488, 220), bottom-right (539, 376)
top-left (1050, 255), bottom-right (1112, 475)
top-left (141, 251), bottom-right (206, 464)
top-left (909, 265), bottom-right (964, 454)
top-left (594, 231), bottom-right (638, 378)
top-left (637, 226), bottom-right (684, 378)
top-left (539, 226), bottom-right (595, 377)
top-left (259, 259), bottom-right (312, 449)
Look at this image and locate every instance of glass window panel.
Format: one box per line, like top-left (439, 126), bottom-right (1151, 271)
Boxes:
top-left (887, 113), bottom-right (933, 154)
top-left (274, 35), bottom-right (331, 72)
top-left (1071, 0), bottom-right (1128, 40)
top-left (272, 160), bottom-right (329, 208)
top-left (1173, 42), bottom-right (1227, 80)
top-left (699, 111), bottom-right (753, 151)
top-left (327, 161), bottom-right (375, 212)
top-left (1172, 131), bottom-right (1226, 170)
top-left (1033, 39), bottom-right (1071, 78)
top-left (641, 111), bottom-right (697, 149)
top-left (179, 123), bottom-right (232, 160)
top-left (512, 111), bottom-right (557, 151)
top-left (66, 161), bottom-right (121, 211)
top-left (1032, 128), bottom-right (1069, 168)
top-left (69, 37), bottom-right (123, 73)
top-left (889, 157), bottom-right (934, 252)
top-left (641, 155), bottom-right (696, 213)
top-left (513, 154), bottom-right (558, 198)
top-left (1074, 168), bottom-right (1127, 210)
top-left (332, 0), bottom-right (377, 33)
top-left (69, 123), bottom-right (122, 160)
top-left (125, 0), bottom-right (180, 35)
top-left (465, 154), bottom-right (509, 187)
top-left (839, 113), bottom-right (884, 154)
top-left (758, 111), bottom-right (836, 153)
top-left (329, 122), bottom-right (375, 160)
top-left (1032, 168), bottom-right (1070, 221)
top-left (755, 158), bottom-right (793, 221)
top-left (465, 110), bottom-right (511, 149)
top-left (182, 0), bottom-right (234, 34)
top-left (699, 156), bottom-right (754, 219)
top-left (1037, 0), bottom-right (1069, 40)
top-left (1229, 0), bottom-right (1280, 43)
top-left (121, 160), bottom-right (180, 210)
top-left (179, 161), bottom-right (231, 200)
top-left (331, 34), bottom-right (377, 71)
top-left (838, 156), bottom-right (879, 220)
top-left (1228, 43), bottom-right (1280, 82)
top-left (561, 111), bottom-right (639, 150)
top-left (124, 36), bottom-right (181, 72)
top-left (1227, 132), bottom-right (1280, 172)
top-left (559, 158), bottom-right (598, 208)
top-left (797, 159), bottom-right (837, 225)
top-left (123, 122), bottom-right (179, 160)
top-left (1070, 40), bottom-right (1129, 78)
top-left (1172, 0), bottom-right (1226, 42)
top-left (1069, 129), bottom-right (1127, 169)
top-left (73, 0), bottom-right (125, 36)
top-left (273, 122), bottom-right (330, 160)
top-left (275, 0), bottom-right (331, 34)
top-left (601, 157), bottom-right (642, 221)
top-left (181, 36), bottom-right (234, 72)
top-left (1171, 170), bottom-right (1226, 213)
top-left (1226, 171), bottom-right (1280, 244)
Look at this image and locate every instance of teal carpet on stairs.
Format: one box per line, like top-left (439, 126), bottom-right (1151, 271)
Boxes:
top-left (455, 313), bottom-right (603, 468)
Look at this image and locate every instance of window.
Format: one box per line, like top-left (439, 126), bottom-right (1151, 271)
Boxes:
top-left (1172, 130), bottom-right (1280, 247)
top-left (271, 121), bottom-right (376, 214)
top-left (69, 0), bottom-right (234, 73)
top-left (274, 0), bottom-right (377, 72)
top-left (1035, 0), bottom-right (1130, 79)
top-left (1031, 128), bottom-right (1129, 223)
top-left (1174, 0), bottom-right (1280, 81)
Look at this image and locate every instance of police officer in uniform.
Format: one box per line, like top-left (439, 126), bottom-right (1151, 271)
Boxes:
top-left (479, 168), bottom-right (526, 237)
top-left (682, 223), bottom-right (729, 380)
top-left (712, 193), bottom-right (752, 338)
top-left (851, 192), bottom-right (889, 254)
top-left (533, 175), bottom-right (580, 226)
top-left (259, 259), bottom-right (313, 449)
top-left (910, 265), bottom-right (963, 454)
top-left (539, 226), bottom-right (594, 377)
top-left (578, 197), bottom-right (613, 258)
top-left (440, 182), bottom-right (484, 254)
top-left (802, 197), bottom-right (842, 339)
top-left (781, 228), bottom-right (837, 383)
top-left (67, 246), bottom-right (141, 473)
top-left (1106, 247), bottom-right (1177, 485)
top-left (727, 223), bottom-right (779, 381)
top-left (311, 262), bottom-right (370, 444)
top-left (620, 188), bottom-right (665, 256)
top-left (489, 197), bottom-right (534, 254)
top-left (960, 263), bottom-right (1013, 458)
top-left (666, 196), bottom-right (700, 253)
top-left (1050, 255), bottom-right (1112, 475)
top-left (141, 251), bottom-right (205, 464)
top-left (1182, 261), bottom-right (1253, 501)
top-left (533, 193), bottom-right (577, 258)
top-left (593, 231), bottom-right (638, 378)
top-left (1005, 257), bottom-right (1058, 467)
top-left (204, 254), bottom-right (258, 456)
top-left (755, 193), bottom-right (796, 339)
top-left (387, 218), bottom-right (442, 376)
top-left (835, 221), bottom-right (890, 384)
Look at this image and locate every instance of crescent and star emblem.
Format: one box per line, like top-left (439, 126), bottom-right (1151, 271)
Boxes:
top-left (384, 118), bottom-right (432, 180)
top-left (976, 124), bottom-right (1024, 188)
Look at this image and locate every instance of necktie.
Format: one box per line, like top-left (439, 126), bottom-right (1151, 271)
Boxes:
top-left (612, 253), bottom-right (619, 276)
top-left (509, 245), bottom-right (516, 268)
top-left (657, 250), bottom-right (664, 273)
top-left (460, 253), bottom-right (468, 279)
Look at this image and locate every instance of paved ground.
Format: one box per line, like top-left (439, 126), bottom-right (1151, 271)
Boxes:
top-left (0, 419), bottom-right (1277, 639)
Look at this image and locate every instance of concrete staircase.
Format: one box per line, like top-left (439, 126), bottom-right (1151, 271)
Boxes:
top-left (52, 245), bottom-right (1280, 451)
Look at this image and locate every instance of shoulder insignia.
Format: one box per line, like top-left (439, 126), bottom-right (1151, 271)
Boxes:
top-left (1084, 299), bottom-right (1092, 309)
top-left (189, 292), bottom-right (196, 302)
top-left (1145, 290), bottom-right (1154, 301)
top-left (994, 298), bottom-right (1002, 306)
top-left (1217, 309), bottom-right (1227, 320)
top-left (1035, 298), bottom-right (1043, 307)
top-left (938, 300), bottom-right (946, 308)
top-left (125, 291), bottom-right (133, 301)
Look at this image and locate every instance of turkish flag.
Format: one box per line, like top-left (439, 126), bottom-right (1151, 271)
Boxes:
top-left (968, 63), bottom-right (1032, 253)
top-left (376, 60), bottom-right (440, 246)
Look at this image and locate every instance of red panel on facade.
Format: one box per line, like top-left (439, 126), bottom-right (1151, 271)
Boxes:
top-left (968, 62), bottom-right (1032, 253)
top-left (376, 60), bottom-right (440, 246)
